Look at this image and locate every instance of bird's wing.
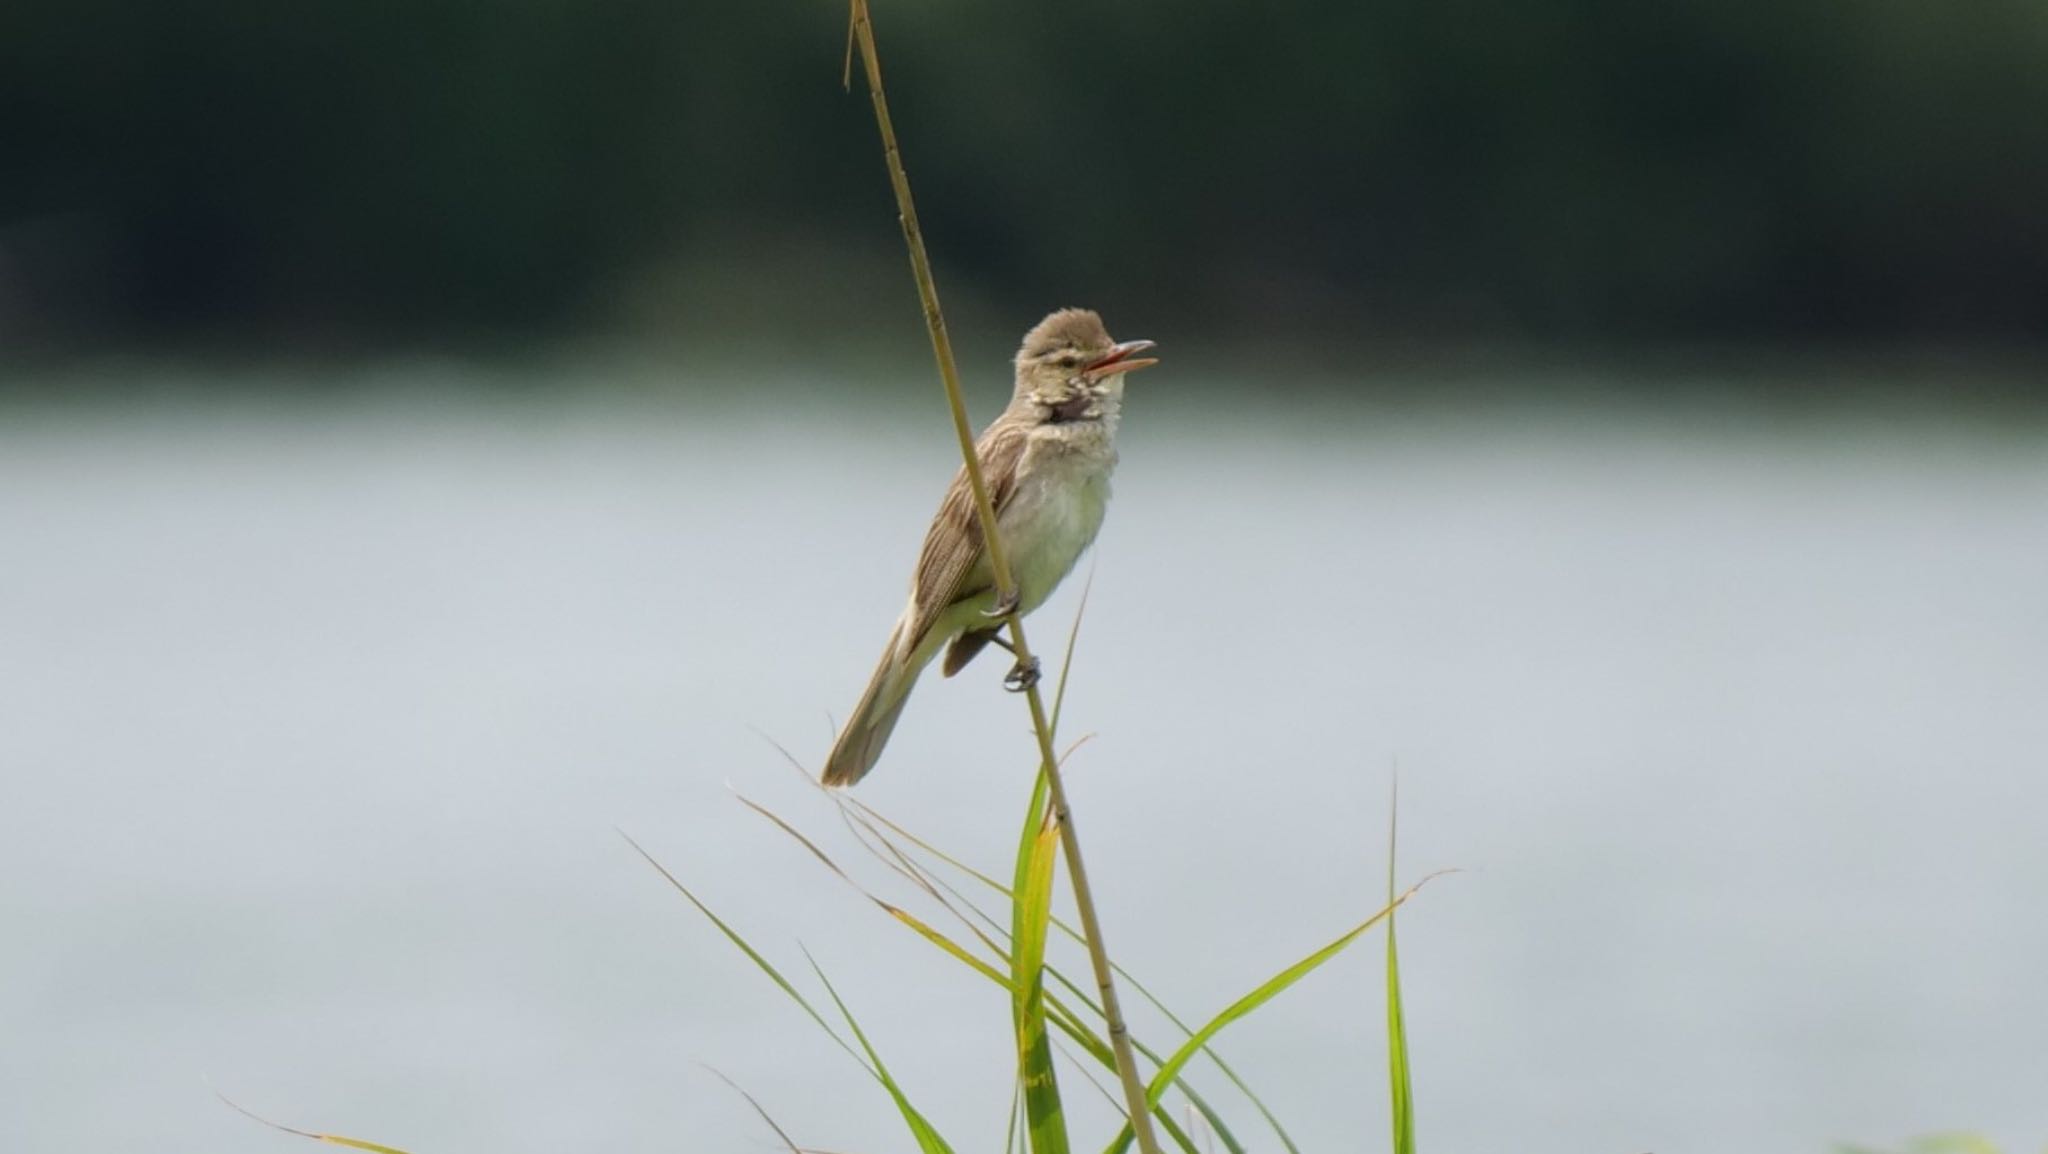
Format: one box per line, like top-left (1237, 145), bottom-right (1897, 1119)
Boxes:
top-left (901, 419), bottom-right (1029, 653)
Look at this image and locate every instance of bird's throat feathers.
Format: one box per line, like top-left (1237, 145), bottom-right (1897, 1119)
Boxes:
top-left (1045, 390), bottom-right (1096, 424)
top-left (1025, 378), bottom-right (1122, 430)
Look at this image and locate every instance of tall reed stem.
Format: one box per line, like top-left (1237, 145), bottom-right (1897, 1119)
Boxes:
top-left (844, 4), bottom-right (1163, 1151)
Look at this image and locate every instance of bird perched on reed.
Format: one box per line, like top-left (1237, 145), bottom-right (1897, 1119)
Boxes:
top-left (821, 308), bottom-right (1157, 786)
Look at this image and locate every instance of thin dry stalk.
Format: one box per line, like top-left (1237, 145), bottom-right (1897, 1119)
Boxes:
top-left (842, 4), bottom-right (1163, 1152)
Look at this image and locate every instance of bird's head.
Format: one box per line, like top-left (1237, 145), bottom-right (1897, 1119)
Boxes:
top-left (1012, 307), bottom-right (1157, 422)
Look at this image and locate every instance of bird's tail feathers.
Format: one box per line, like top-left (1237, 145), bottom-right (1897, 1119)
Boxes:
top-left (821, 621), bottom-right (922, 787)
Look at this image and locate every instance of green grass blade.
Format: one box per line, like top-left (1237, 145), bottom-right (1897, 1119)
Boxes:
top-left (735, 792), bottom-right (1013, 988)
top-left (1129, 1100), bottom-right (1202, 1154)
top-left (1010, 774), bottom-right (1054, 899)
top-left (804, 948), bottom-right (957, 1154)
top-left (767, 788), bottom-right (1028, 1001)
top-left (679, 801), bottom-right (1092, 1154)
top-left (888, 901), bottom-right (1011, 986)
top-left (1386, 911), bottom-right (1415, 1154)
top-left (217, 1094), bottom-right (416, 1154)
top-left (1038, 998), bottom-right (1206, 1154)
top-left (1034, 965), bottom-right (1238, 1154)
top-left (1907, 1136), bottom-right (2007, 1154)
top-left (840, 795), bottom-right (1272, 1154)
top-left (1101, 875), bottom-right (1444, 1154)
top-left (1049, 1046), bottom-right (1201, 1154)
top-left (1090, 963), bottom-right (1277, 1154)
top-left (1048, 563), bottom-right (1095, 737)
top-left (699, 1066), bottom-right (802, 1152)
top-left (1143, 1102), bottom-right (1204, 1154)
top-left (1058, 1036), bottom-right (1131, 1121)
top-left (1006, 1076), bottom-right (1025, 1154)
top-left (820, 805), bottom-right (1205, 1154)
top-left (1385, 778), bottom-right (1416, 1154)
top-left (620, 832), bottom-right (867, 1070)
top-left (1012, 799), bottom-right (1070, 1154)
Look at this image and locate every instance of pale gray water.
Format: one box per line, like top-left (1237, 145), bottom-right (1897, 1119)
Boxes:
top-left (2, 370), bottom-right (2044, 1153)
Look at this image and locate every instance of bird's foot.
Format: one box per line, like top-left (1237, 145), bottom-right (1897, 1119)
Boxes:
top-left (1003, 656), bottom-right (1041, 693)
top-left (982, 586), bottom-right (1021, 620)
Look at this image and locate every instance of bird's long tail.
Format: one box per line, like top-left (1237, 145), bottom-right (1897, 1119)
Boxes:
top-left (821, 620), bottom-right (926, 787)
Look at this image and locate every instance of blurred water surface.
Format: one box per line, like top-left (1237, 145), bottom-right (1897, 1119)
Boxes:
top-left (2, 368), bottom-right (2045, 1153)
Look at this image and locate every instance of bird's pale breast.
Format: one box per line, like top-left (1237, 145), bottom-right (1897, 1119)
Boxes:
top-left (1000, 431), bottom-right (1115, 617)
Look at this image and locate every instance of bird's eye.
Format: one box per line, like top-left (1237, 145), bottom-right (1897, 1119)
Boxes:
top-left (1056, 353), bottom-right (1080, 368)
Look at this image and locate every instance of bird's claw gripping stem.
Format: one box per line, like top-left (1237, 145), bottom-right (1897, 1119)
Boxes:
top-left (983, 586), bottom-right (1021, 620)
top-left (1003, 656), bottom-right (1041, 693)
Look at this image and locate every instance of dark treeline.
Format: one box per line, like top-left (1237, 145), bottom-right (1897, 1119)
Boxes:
top-left (3, 0), bottom-right (2044, 354)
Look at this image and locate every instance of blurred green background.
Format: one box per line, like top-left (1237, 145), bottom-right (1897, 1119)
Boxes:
top-left (4, 0), bottom-right (2044, 367)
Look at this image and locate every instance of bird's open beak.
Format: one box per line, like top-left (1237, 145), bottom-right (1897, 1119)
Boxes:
top-left (1084, 339), bottom-right (1159, 379)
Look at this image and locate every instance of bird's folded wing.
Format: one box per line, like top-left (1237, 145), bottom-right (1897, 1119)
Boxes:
top-left (903, 420), bottom-right (1028, 650)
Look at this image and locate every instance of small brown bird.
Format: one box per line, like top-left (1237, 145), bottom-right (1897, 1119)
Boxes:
top-left (821, 308), bottom-right (1158, 786)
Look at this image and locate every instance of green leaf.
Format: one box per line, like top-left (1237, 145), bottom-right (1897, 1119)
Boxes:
top-left (841, 794), bottom-right (1279, 1154)
top-left (1012, 787), bottom-right (1069, 1154)
top-left (1102, 874), bottom-right (1445, 1154)
top-left (806, 949), bottom-right (957, 1154)
top-left (621, 832), bottom-right (863, 1069)
top-left (1385, 777), bottom-right (1416, 1154)
top-left (1097, 971), bottom-right (1267, 1154)
top-left (217, 1094), bottom-right (417, 1154)
top-left (1034, 965), bottom-right (1232, 1154)
top-left (1048, 564), bottom-right (1095, 737)
top-left (629, 823), bottom-right (968, 1153)
top-left (824, 782), bottom-right (1270, 1154)
top-left (734, 792), bottom-right (1010, 988)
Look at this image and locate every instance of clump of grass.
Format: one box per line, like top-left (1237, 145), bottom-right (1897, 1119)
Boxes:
top-left (611, 552), bottom-right (1440, 1152)
top-left (638, 711), bottom-right (1435, 1154)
